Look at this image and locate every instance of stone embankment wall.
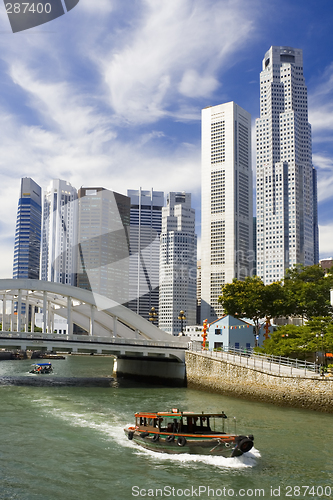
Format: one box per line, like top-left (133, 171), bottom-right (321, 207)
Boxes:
top-left (185, 352), bottom-right (333, 413)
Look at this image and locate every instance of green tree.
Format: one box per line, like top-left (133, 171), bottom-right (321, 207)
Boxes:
top-left (218, 276), bottom-right (286, 346)
top-left (283, 264), bottom-right (333, 321)
top-left (259, 318), bottom-right (333, 360)
top-left (259, 324), bottom-right (313, 357)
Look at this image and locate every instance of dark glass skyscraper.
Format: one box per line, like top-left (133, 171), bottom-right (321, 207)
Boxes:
top-left (127, 189), bottom-right (164, 321)
top-left (76, 187), bottom-right (130, 304)
top-left (13, 177), bottom-right (42, 280)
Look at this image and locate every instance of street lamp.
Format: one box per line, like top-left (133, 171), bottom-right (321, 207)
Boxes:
top-left (149, 307), bottom-right (157, 325)
top-left (178, 310), bottom-right (186, 335)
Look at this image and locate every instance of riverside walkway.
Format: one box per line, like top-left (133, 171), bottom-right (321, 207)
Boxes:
top-left (188, 344), bottom-right (325, 379)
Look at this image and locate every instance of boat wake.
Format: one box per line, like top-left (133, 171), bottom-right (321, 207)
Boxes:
top-left (131, 442), bottom-right (260, 469)
top-left (30, 400), bottom-right (139, 449)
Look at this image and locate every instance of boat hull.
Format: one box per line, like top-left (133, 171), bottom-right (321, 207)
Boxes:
top-left (124, 429), bottom-right (252, 457)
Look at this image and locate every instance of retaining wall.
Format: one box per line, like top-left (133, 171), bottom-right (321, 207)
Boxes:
top-left (185, 351), bottom-right (333, 412)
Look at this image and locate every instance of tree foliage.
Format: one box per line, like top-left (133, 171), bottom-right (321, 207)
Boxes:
top-left (218, 264), bottom-right (333, 351)
top-left (258, 319), bottom-right (333, 359)
top-left (283, 264), bottom-right (333, 320)
top-left (218, 276), bottom-right (285, 343)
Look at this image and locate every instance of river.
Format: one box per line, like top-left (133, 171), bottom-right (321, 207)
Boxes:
top-left (0, 355), bottom-right (332, 500)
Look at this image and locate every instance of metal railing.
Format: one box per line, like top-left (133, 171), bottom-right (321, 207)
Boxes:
top-left (0, 332), bottom-right (188, 350)
top-left (187, 343), bottom-right (320, 378)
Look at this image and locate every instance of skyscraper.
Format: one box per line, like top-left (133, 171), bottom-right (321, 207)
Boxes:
top-left (159, 192), bottom-right (197, 335)
top-left (201, 102), bottom-right (253, 323)
top-left (40, 179), bottom-right (78, 285)
top-left (77, 187), bottom-right (130, 304)
top-left (256, 46), bottom-right (319, 283)
top-left (127, 189), bottom-right (163, 320)
top-left (13, 177), bottom-right (42, 280)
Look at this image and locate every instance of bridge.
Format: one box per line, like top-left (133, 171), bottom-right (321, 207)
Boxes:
top-left (0, 279), bottom-right (189, 384)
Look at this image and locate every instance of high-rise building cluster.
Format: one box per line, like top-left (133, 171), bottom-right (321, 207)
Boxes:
top-left (12, 46), bottom-right (319, 333)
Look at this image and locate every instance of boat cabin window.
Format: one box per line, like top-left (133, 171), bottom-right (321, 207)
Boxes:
top-left (137, 417), bottom-right (160, 430)
top-left (159, 417), bottom-right (181, 433)
top-left (184, 416), bottom-right (212, 433)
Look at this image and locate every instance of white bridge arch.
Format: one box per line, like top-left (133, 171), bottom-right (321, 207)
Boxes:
top-left (0, 279), bottom-right (188, 367)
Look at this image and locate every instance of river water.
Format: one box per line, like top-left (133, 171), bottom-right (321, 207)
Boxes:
top-left (0, 356), bottom-right (332, 500)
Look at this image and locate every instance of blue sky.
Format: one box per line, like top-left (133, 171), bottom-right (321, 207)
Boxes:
top-left (0, 0), bottom-right (333, 278)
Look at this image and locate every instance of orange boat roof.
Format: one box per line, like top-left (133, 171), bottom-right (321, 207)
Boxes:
top-left (134, 411), bottom-right (227, 418)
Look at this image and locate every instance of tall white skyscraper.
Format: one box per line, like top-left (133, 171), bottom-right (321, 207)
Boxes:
top-left (40, 179), bottom-right (78, 286)
top-left (159, 192), bottom-right (197, 335)
top-left (201, 102), bottom-right (253, 323)
top-left (127, 189), bottom-right (163, 320)
top-left (256, 46), bottom-right (319, 283)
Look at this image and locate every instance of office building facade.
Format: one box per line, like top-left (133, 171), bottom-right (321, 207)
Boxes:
top-left (256, 46), bottom-right (319, 283)
top-left (40, 179), bottom-right (78, 286)
top-left (77, 187), bottom-right (130, 304)
top-left (201, 102), bottom-right (253, 323)
top-left (159, 192), bottom-right (197, 335)
top-left (127, 189), bottom-right (163, 320)
top-left (13, 177), bottom-right (42, 280)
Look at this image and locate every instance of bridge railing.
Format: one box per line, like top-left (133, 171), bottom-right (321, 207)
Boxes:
top-left (0, 332), bottom-right (189, 350)
top-left (187, 343), bottom-right (319, 377)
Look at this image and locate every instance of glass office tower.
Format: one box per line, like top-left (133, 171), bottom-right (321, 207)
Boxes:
top-left (13, 177), bottom-right (42, 280)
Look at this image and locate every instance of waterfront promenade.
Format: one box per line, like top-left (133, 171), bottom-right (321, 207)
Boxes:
top-left (186, 348), bottom-right (333, 412)
top-left (188, 344), bottom-right (322, 378)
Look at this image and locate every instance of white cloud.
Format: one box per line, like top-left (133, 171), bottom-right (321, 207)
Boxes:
top-left (319, 224), bottom-right (333, 258)
top-left (309, 63), bottom-right (333, 132)
top-left (178, 70), bottom-right (218, 98)
top-left (312, 154), bottom-right (333, 203)
top-left (78, 0), bottom-right (116, 13)
top-left (100, 0), bottom-right (256, 124)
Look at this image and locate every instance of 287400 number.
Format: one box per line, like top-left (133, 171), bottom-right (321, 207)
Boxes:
top-left (6, 3), bottom-right (52, 14)
top-left (285, 485), bottom-right (332, 497)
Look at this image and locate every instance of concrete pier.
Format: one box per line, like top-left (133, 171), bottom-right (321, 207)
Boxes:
top-left (114, 357), bottom-right (186, 387)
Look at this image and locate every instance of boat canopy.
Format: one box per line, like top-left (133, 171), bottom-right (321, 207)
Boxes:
top-left (134, 411), bottom-right (227, 419)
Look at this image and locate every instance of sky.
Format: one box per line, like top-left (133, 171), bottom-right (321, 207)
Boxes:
top-left (0, 0), bottom-right (333, 278)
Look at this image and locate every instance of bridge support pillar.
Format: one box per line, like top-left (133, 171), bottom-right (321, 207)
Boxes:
top-left (113, 316), bottom-right (117, 337)
top-left (25, 297), bottom-right (29, 333)
top-left (10, 299), bottom-right (14, 331)
top-left (17, 290), bottom-right (22, 333)
top-left (48, 300), bottom-right (52, 334)
top-left (90, 305), bottom-right (95, 336)
top-left (2, 295), bottom-right (6, 332)
top-left (43, 291), bottom-right (47, 333)
top-left (67, 296), bottom-right (72, 335)
top-left (31, 306), bottom-right (35, 333)
top-left (114, 357), bottom-right (186, 387)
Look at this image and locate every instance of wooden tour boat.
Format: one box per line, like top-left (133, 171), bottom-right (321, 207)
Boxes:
top-left (124, 409), bottom-right (254, 457)
top-left (30, 363), bottom-right (53, 374)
